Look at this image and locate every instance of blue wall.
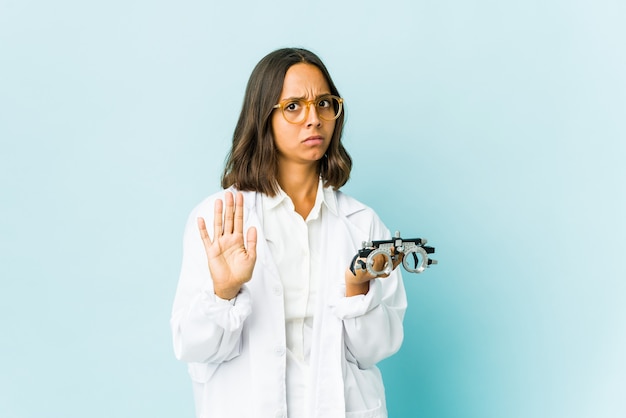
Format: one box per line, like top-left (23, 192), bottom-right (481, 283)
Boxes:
top-left (1, 1), bottom-right (624, 417)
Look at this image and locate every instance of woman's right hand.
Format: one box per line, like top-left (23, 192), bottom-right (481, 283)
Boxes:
top-left (197, 191), bottom-right (257, 300)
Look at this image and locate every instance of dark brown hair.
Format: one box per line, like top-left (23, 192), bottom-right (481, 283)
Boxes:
top-left (221, 48), bottom-right (352, 196)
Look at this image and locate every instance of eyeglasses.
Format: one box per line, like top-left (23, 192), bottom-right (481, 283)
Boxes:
top-left (273, 94), bottom-right (344, 124)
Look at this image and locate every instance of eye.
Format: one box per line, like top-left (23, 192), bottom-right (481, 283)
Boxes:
top-left (284, 101), bottom-right (301, 112)
top-left (317, 97), bottom-right (332, 108)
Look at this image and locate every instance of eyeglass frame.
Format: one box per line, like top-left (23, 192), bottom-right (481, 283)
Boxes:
top-left (272, 94), bottom-right (344, 124)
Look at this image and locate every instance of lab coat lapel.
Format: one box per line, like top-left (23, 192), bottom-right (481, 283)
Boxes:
top-left (238, 190), bottom-right (287, 416)
top-left (309, 192), bottom-right (365, 418)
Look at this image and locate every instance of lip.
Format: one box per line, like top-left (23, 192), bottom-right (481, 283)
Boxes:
top-left (303, 135), bottom-right (324, 144)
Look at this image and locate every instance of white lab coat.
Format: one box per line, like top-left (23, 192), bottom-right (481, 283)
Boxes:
top-left (171, 188), bottom-right (407, 418)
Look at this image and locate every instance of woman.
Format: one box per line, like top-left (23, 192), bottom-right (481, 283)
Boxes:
top-left (171, 48), bottom-right (407, 418)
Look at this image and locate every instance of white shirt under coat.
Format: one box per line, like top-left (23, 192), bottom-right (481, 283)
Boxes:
top-left (171, 185), bottom-right (407, 418)
top-left (262, 180), bottom-right (327, 418)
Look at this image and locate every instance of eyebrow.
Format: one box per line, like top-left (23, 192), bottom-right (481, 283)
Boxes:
top-left (279, 93), bottom-right (332, 102)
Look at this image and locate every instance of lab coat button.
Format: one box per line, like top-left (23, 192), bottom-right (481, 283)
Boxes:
top-left (274, 346), bottom-right (285, 356)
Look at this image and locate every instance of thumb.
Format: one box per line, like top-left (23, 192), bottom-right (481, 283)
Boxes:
top-left (246, 226), bottom-right (258, 259)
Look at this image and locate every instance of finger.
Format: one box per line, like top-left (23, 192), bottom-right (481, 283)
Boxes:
top-left (234, 192), bottom-right (244, 235)
top-left (392, 252), bottom-right (404, 270)
top-left (246, 226), bottom-right (257, 260)
top-left (372, 254), bottom-right (387, 270)
top-left (223, 191), bottom-right (235, 234)
top-left (197, 217), bottom-right (213, 250)
top-left (213, 199), bottom-right (224, 237)
top-left (371, 254), bottom-right (391, 278)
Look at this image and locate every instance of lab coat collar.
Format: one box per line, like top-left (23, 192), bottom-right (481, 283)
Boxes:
top-left (229, 186), bottom-right (365, 223)
top-left (256, 179), bottom-right (339, 219)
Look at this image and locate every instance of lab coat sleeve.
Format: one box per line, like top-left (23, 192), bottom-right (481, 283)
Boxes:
top-left (170, 202), bottom-right (252, 364)
top-left (330, 207), bottom-right (408, 369)
top-left (331, 270), bottom-right (406, 369)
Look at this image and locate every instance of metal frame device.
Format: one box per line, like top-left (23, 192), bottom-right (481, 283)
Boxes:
top-left (350, 231), bottom-right (437, 276)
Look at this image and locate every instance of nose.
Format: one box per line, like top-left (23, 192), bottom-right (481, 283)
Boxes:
top-left (304, 102), bottom-right (321, 127)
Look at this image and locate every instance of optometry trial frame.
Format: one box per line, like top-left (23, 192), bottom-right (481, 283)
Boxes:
top-left (349, 231), bottom-right (438, 276)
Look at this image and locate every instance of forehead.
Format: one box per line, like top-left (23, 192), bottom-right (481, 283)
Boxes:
top-left (279, 63), bottom-right (331, 99)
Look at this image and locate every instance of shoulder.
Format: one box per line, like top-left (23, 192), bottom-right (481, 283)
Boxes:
top-left (333, 190), bottom-right (391, 239)
top-left (186, 188), bottom-right (258, 223)
top-left (334, 189), bottom-right (376, 218)
top-left (188, 190), bottom-right (226, 219)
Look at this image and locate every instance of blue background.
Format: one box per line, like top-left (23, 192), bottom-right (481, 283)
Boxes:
top-left (1, 0), bottom-right (624, 417)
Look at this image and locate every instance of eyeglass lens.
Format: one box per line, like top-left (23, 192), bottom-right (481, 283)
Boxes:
top-left (283, 96), bottom-right (341, 123)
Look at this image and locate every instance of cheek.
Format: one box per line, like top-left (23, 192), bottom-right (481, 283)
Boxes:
top-left (271, 115), bottom-right (294, 149)
top-left (326, 121), bottom-right (336, 139)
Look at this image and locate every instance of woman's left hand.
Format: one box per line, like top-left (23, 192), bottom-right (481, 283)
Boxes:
top-left (344, 251), bottom-right (403, 296)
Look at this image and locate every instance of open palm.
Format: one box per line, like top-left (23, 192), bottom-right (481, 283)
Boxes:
top-left (198, 192), bottom-right (257, 300)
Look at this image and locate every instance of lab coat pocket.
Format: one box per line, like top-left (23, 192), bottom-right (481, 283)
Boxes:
top-left (187, 361), bottom-right (219, 383)
top-left (345, 400), bottom-right (385, 418)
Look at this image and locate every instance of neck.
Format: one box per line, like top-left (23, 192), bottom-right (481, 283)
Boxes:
top-left (277, 162), bottom-right (320, 219)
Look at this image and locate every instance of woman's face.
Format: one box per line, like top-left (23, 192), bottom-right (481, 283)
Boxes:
top-left (271, 63), bottom-right (335, 168)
